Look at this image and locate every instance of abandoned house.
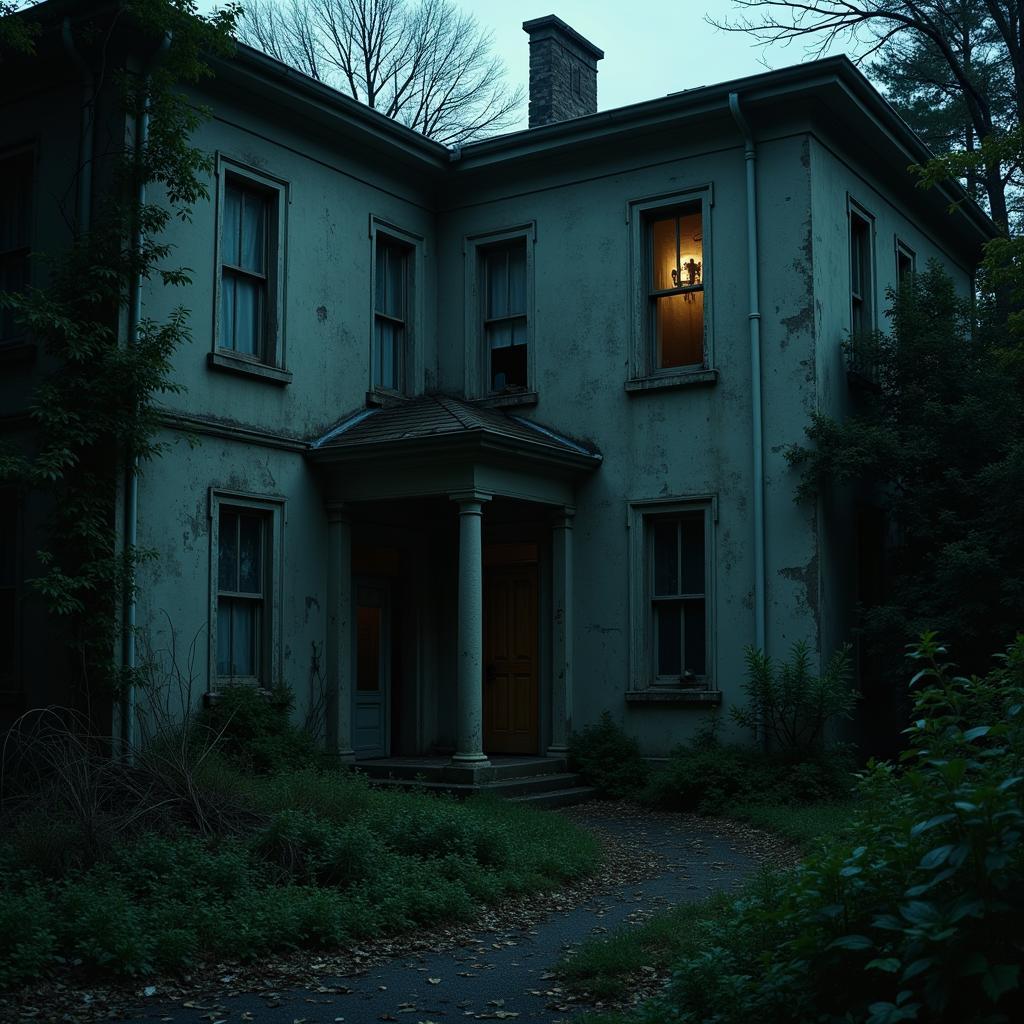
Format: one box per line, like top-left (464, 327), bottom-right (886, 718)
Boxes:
top-left (0, 2), bottom-right (995, 783)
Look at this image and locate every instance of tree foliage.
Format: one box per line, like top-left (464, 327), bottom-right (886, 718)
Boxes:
top-left (787, 265), bottom-right (1024, 676)
top-left (0, 0), bottom-right (239, 702)
top-left (238, 0), bottom-right (523, 144)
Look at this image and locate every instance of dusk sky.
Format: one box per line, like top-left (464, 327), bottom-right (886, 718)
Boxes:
top-left (207, 0), bottom-right (862, 132)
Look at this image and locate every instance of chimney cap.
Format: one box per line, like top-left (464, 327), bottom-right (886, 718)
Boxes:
top-left (522, 14), bottom-right (604, 61)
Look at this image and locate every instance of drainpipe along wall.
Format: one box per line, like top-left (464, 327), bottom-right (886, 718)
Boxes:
top-left (728, 92), bottom-right (767, 670)
top-left (123, 32), bottom-right (172, 754)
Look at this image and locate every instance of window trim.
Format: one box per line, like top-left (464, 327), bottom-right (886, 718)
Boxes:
top-left (626, 185), bottom-right (714, 389)
top-left (211, 155), bottom-right (288, 375)
top-left (208, 488), bottom-right (285, 691)
top-left (463, 222), bottom-right (536, 401)
top-left (848, 196), bottom-right (876, 335)
top-left (369, 215), bottom-right (424, 400)
top-left (0, 143), bottom-right (36, 348)
top-left (627, 494), bottom-right (717, 692)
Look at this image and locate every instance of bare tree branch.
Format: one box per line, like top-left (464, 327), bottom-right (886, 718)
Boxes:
top-left (238, 0), bottom-right (524, 144)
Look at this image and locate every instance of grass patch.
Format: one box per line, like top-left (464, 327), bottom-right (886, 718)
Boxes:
top-left (728, 800), bottom-right (853, 849)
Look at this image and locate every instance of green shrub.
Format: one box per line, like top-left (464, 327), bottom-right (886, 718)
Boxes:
top-left (569, 711), bottom-right (649, 798)
top-left (0, 883), bottom-right (57, 989)
top-left (636, 634), bottom-right (1024, 1024)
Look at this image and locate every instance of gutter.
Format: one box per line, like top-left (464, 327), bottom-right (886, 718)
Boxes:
top-left (728, 92), bottom-right (767, 662)
top-left (122, 30), bottom-right (172, 756)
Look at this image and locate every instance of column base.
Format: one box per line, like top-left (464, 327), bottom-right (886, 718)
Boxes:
top-left (546, 744), bottom-right (570, 758)
top-left (450, 751), bottom-right (491, 766)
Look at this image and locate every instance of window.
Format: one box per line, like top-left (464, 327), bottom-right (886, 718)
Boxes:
top-left (648, 205), bottom-right (704, 370)
top-left (849, 204), bottom-right (874, 334)
top-left (0, 148), bottom-right (32, 343)
top-left (373, 235), bottom-right (410, 392)
top-left (626, 186), bottom-right (715, 391)
top-left (220, 180), bottom-right (270, 358)
top-left (895, 239), bottom-right (915, 291)
top-left (216, 508), bottom-right (266, 680)
top-left (483, 239), bottom-right (528, 392)
top-left (211, 157), bottom-right (288, 380)
top-left (650, 513), bottom-right (707, 681)
top-left (210, 490), bottom-right (284, 689)
top-left (628, 496), bottom-right (715, 691)
top-left (463, 223), bottom-right (535, 403)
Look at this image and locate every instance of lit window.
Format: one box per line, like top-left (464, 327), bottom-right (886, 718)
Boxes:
top-left (483, 240), bottom-right (528, 392)
top-left (374, 236), bottom-right (410, 392)
top-left (650, 512), bottom-right (707, 681)
top-left (850, 208), bottom-right (873, 334)
top-left (0, 149), bottom-right (32, 342)
top-left (649, 204), bottom-right (704, 370)
top-left (217, 509), bottom-right (266, 680)
top-left (220, 179), bottom-right (270, 359)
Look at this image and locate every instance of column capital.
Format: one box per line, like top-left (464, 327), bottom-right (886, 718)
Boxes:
top-left (551, 505), bottom-right (576, 529)
top-left (449, 490), bottom-right (493, 508)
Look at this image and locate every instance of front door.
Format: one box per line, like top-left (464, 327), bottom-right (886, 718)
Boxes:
top-left (483, 565), bottom-right (539, 754)
top-left (353, 580), bottom-right (389, 758)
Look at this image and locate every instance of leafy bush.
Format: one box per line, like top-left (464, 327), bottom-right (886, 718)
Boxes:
top-left (569, 711), bottom-right (649, 798)
top-left (631, 634), bottom-right (1024, 1024)
top-left (732, 640), bottom-right (857, 755)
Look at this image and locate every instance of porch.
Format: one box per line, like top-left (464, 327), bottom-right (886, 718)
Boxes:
top-left (307, 395), bottom-right (602, 770)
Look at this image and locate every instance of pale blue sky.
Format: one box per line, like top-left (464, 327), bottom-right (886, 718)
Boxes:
top-left (207, 1), bottom-right (858, 131)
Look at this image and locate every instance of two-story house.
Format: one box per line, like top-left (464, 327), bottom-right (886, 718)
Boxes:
top-left (1, 2), bottom-right (995, 778)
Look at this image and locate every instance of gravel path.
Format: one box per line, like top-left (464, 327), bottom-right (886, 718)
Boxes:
top-left (6, 803), bottom-right (798, 1024)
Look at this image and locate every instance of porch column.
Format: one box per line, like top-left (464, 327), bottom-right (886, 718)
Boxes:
top-left (548, 507), bottom-right (575, 757)
top-left (325, 505), bottom-right (355, 762)
top-left (451, 492), bottom-right (491, 765)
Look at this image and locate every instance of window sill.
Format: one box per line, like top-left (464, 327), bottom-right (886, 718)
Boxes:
top-left (473, 390), bottom-right (538, 409)
top-left (0, 340), bottom-right (37, 366)
top-left (207, 350), bottom-right (292, 386)
top-left (624, 368), bottom-right (718, 394)
top-left (626, 688), bottom-right (722, 707)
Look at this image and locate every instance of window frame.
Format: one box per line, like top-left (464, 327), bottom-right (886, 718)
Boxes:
top-left (369, 216), bottom-right (423, 399)
top-left (208, 488), bottom-right (285, 691)
top-left (0, 144), bottom-right (36, 347)
top-left (211, 155), bottom-right (288, 380)
top-left (626, 185), bottom-right (715, 392)
top-left (895, 237), bottom-right (916, 292)
top-left (463, 222), bottom-right (536, 404)
top-left (627, 495), bottom-right (717, 692)
top-left (848, 197), bottom-right (876, 336)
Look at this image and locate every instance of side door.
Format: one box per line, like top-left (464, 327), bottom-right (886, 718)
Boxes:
top-left (353, 580), bottom-right (390, 758)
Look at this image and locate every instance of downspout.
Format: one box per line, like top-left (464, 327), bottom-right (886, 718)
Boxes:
top-left (728, 92), bottom-right (767, 662)
top-left (61, 18), bottom-right (95, 234)
top-left (123, 31), bottom-right (172, 755)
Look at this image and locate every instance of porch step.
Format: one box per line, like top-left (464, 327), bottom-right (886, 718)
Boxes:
top-left (509, 785), bottom-right (600, 808)
top-left (356, 755), bottom-right (568, 785)
top-left (362, 771), bottom-right (584, 800)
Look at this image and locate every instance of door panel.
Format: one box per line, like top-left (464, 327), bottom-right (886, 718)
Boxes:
top-left (353, 582), bottom-right (389, 758)
top-left (483, 565), bottom-right (538, 754)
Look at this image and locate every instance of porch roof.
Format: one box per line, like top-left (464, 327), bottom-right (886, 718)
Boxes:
top-left (307, 394), bottom-right (601, 506)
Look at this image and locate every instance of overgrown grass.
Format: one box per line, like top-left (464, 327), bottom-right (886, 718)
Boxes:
top-left (728, 800), bottom-right (853, 849)
top-left (0, 699), bottom-right (600, 991)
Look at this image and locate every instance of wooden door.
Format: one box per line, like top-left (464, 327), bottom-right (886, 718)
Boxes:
top-left (483, 565), bottom-right (539, 754)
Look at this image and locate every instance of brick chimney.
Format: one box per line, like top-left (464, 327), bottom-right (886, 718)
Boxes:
top-left (522, 15), bottom-right (603, 128)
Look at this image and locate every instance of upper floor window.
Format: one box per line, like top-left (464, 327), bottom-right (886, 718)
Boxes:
top-left (220, 179), bottom-right (270, 358)
top-left (895, 238), bottom-right (916, 291)
top-left (483, 239), bottom-right (528, 392)
top-left (648, 203), bottom-right (704, 370)
top-left (0, 148), bottom-right (32, 343)
top-left (373, 235), bottom-right (410, 393)
top-left (210, 157), bottom-right (288, 382)
top-left (849, 203), bottom-right (874, 334)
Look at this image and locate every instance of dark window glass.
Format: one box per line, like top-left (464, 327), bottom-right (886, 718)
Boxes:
top-left (220, 180), bottom-right (269, 358)
top-left (217, 509), bottom-right (265, 679)
top-left (484, 240), bottom-right (528, 391)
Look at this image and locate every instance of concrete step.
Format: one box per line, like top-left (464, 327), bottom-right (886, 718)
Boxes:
top-left (357, 756), bottom-right (568, 784)
top-left (362, 771), bottom-right (584, 799)
top-left (510, 785), bottom-right (600, 808)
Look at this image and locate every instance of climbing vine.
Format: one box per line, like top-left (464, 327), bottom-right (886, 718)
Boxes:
top-left (0, 0), bottom-right (239, 711)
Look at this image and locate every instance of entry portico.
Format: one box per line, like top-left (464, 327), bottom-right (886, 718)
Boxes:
top-left (308, 395), bottom-right (600, 776)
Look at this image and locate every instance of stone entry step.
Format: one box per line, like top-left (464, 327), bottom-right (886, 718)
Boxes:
top-left (355, 755), bottom-right (596, 806)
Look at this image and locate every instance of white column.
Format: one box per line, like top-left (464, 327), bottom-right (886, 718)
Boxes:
top-left (325, 505), bottom-right (355, 762)
top-left (548, 507), bottom-right (575, 757)
top-left (451, 492), bottom-right (491, 765)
